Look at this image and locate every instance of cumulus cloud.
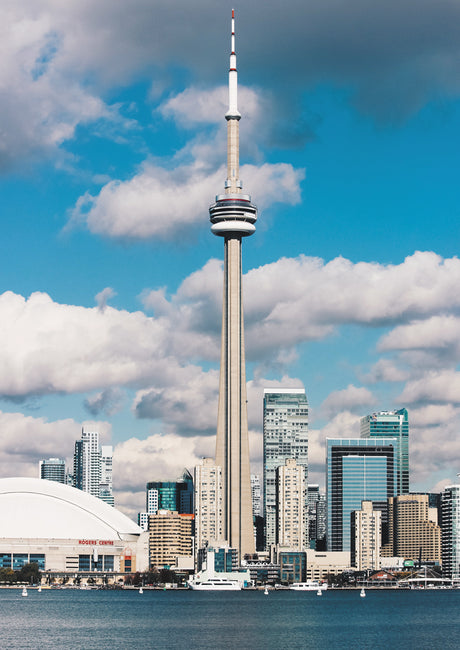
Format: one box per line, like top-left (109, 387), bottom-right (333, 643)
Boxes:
top-left (69, 160), bottom-right (304, 242)
top-left (379, 315), bottom-right (460, 358)
top-left (84, 388), bottom-right (126, 417)
top-left (142, 251), bottom-right (460, 365)
top-left (361, 358), bottom-right (410, 384)
top-left (95, 287), bottom-right (117, 312)
top-left (113, 433), bottom-right (214, 494)
top-left (2, 0), bottom-right (460, 172)
top-left (0, 410), bottom-right (110, 478)
top-left (133, 368), bottom-right (219, 436)
top-left (0, 290), bottom-right (170, 396)
top-left (320, 384), bottom-right (376, 419)
top-left (398, 370), bottom-right (460, 406)
top-left (3, 251), bottom-right (460, 406)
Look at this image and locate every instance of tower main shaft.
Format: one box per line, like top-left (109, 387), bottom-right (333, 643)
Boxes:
top-left (209, 10), bottom-right (256, 559)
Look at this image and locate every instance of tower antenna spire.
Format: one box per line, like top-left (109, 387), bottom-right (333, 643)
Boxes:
top-left (226, 8), bottom-right (240, 122)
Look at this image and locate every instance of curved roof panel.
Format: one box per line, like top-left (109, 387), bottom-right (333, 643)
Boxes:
top-left (0, 477), bottom-right (141, 540)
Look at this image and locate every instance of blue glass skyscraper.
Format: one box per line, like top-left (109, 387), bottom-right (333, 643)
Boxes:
top-left (326, 438), bottom-right (398, 551)
top-left (360, 408), bottom-right (409, 495)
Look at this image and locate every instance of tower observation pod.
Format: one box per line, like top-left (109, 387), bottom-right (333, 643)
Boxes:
top-left (209, 9), bottom-right (256, 559)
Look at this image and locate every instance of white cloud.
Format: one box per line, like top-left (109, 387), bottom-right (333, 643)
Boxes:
top-left (398, 370), bottom-right (460, 405)
top-left (84, 388), bottom-right (126, 417)
top-left (0, 290), bottom-right (170, 396)
top-left (95, 287), bottom-right (117, 312)
top-left (0, 410), bottom-right (110, 478)
top-left (159, 85), bottom-right (261, 128)
top-left (361, 358), bottom-right (409, 384)
top-left (132, 368), bottom-right (219, 436)
top-left (379, 315), bottom-right (460, 358)
top-left (113, 433), bottom-right (213, 493)
top-left (69, 160), bottom-right (304, 242)
top-left (320, 384), bottom-right (376, 419)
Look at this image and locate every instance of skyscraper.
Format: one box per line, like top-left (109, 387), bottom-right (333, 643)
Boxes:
top-left (73, 429), bottom-right (101, 498)
top-left (99, 445), bottom-right (114, 506)
top-left (441, 484), bottom-right (460, 579)
top-left (276, 458), bottom-right (305, 549)
top-left (73, 428), bottom-right (113, 505)
top-left (360, 409), bottom-right (409, 494)
top-left (194, 458), bottom-right (224, 552)
top-left (326, 438), bottom-right (397, 551)
top-left (263, 388), bottom-right (309, 550)
top-left (39, 458), bottom-right (66, 484)
top-left (209, 10), bottom-right (257, 558)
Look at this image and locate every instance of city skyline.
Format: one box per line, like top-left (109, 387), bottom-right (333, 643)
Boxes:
top-left (1, 2), bottom-right (460, 518)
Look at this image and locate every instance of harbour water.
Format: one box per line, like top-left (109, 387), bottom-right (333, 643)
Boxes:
top-left (1, 588), bottom-right (459, 649)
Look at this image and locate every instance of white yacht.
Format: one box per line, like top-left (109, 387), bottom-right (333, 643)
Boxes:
top-left (290, 581), bottom-right (328, 592)
top-left (22, 587), bottom-right (28, 597)
top-left (188, 547), bottom-right (251, 591)
top-left (189, 577), bottom-right (242, 591)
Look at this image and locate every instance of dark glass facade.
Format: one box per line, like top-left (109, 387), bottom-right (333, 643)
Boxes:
top-left (360, 409), bottom-right (409, 495)
top-left (327, 438), bottom-right (397, 551)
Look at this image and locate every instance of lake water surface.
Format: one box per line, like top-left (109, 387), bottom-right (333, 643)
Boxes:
top-left (0, 587), bottom-right (458, 649)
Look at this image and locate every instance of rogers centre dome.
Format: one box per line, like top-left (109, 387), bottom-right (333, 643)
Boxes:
top-left (0, 477), bottom-right (149, 576)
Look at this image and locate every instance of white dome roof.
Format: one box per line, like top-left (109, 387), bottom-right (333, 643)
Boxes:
top-left (0, 477), bottom-right (141, 540)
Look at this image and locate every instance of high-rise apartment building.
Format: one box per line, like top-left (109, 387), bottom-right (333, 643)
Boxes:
top-left (73, 429), bottom-right (113, 505)
top-left (263, 389), bottom-right (309, 550)
top-left (99, 445), bottom-right (114, 506)
top-left (276, 459), bottom-right (305, 549)
top-left (360, 409), bottom-right (409, 495)
top-left (383, 494), bottom-right (441, 564)
top-left (442, 485), bottom-right (460, 579)
top-left (326, 438), bottom-right (397, 551)
top-left (73, 429), bottom-right (101, 498)
top-left (307, 484), bottom-right (319, 547)
top-left (210, 11), bottom-right (257, 559)
top-left (194, 459), bottom-right (224, 552)
top-left (350, 501), bottom-right (381, 571)
top-left (251, 474), bottom-right (264, 552)
top-left (39, 458), bottom-right (66, 484)
top-left (251, 475), bottom-right (262, 517)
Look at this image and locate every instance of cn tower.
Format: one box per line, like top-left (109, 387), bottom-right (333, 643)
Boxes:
top-left (209, 9), bottom-right (256, 558)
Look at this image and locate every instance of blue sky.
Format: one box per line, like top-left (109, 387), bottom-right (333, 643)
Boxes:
top-left (1, 0), bottom-right (460, 516)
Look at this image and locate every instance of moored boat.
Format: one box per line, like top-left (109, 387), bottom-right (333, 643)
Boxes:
top-left (290, 581), bottom-right (328, 592)
top-left (189, 577), bottom-right (242, 591)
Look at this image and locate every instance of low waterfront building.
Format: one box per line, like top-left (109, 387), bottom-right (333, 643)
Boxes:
top-left (0, 477), bottom-right (148, 578)
top-left (279, 550), bottom-right (306, 583)
top-left (305, 550), bottom-right (351, 581)
top-left (148, 510), bottom-right (194, 569)
top-left (244, 559), bottom-right (280, 585)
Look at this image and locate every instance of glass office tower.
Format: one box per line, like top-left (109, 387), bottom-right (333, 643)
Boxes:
top-left (326, 438), bottom-right (398, 551)
top-left (263, 388), bottom-right (308, 550)
top-left (360, 408), bottom-right (409, 494)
